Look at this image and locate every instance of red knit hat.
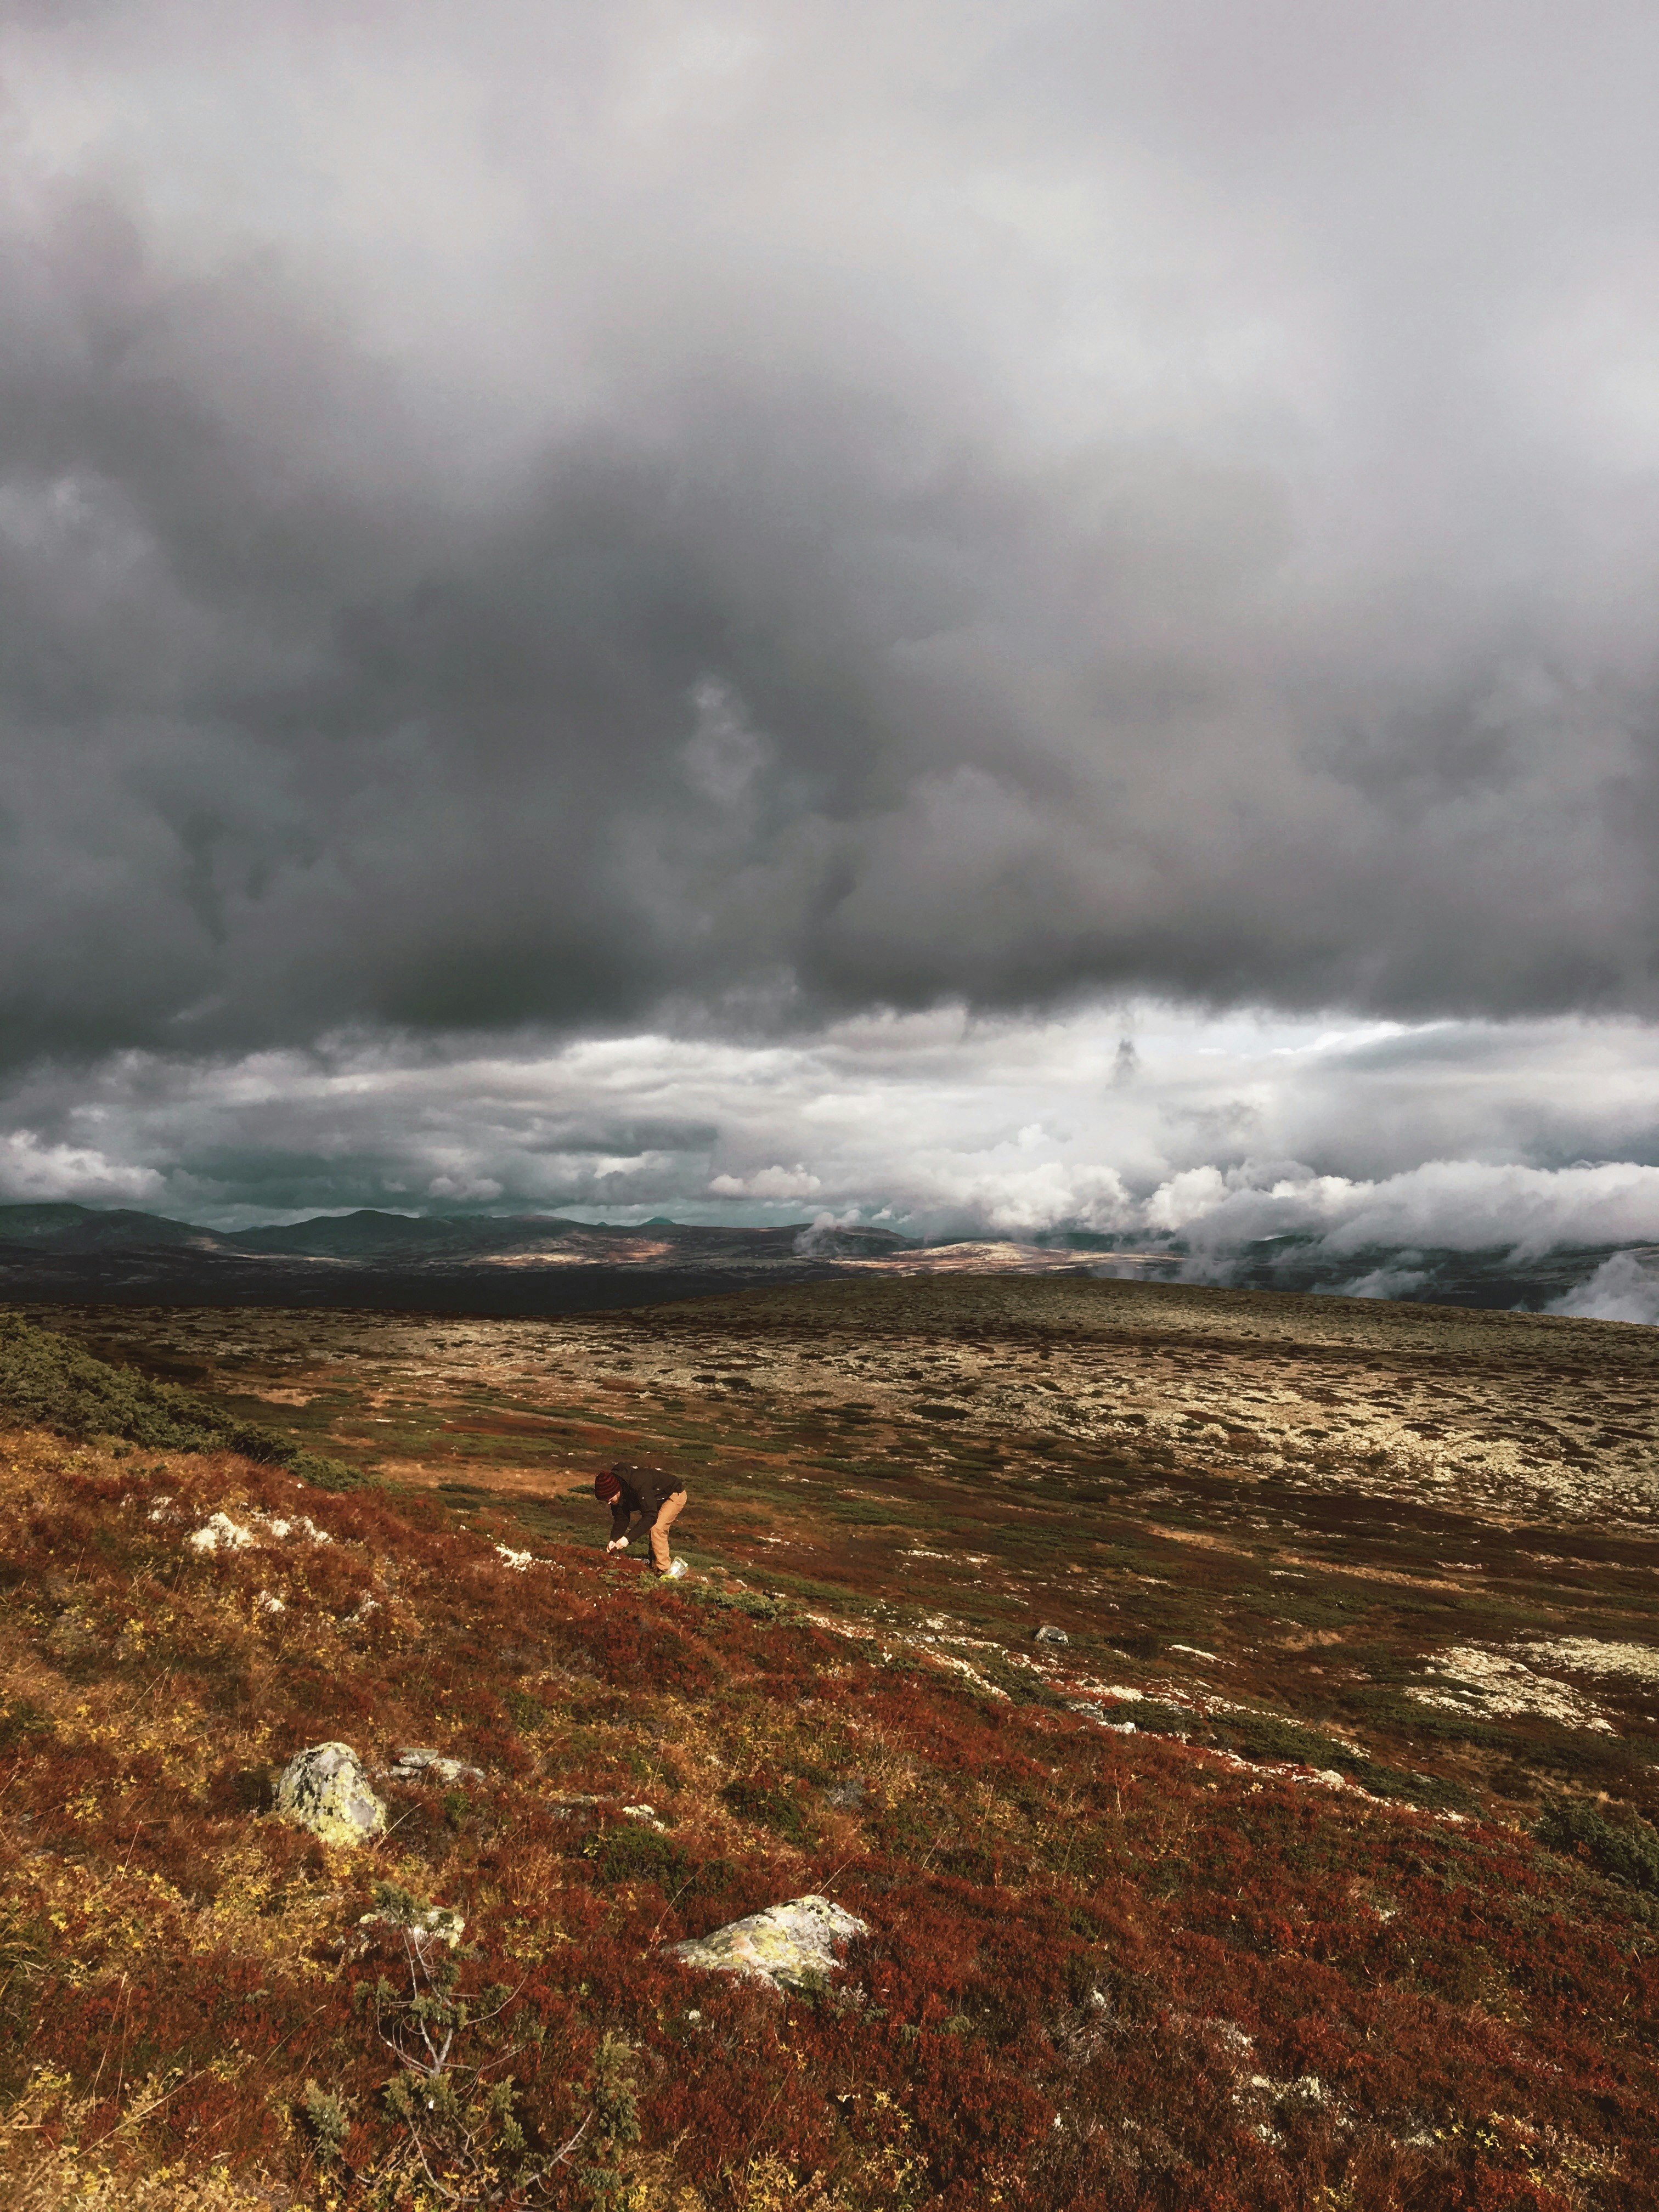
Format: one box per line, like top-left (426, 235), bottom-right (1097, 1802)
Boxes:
top-left (594, 1469), bottom-right (623, 1501)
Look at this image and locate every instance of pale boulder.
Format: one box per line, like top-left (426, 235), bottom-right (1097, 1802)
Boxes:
top-left (274, 1742), bottom-right (386, 1845)
top-left (670, 1894), bottom-right (867, 1993)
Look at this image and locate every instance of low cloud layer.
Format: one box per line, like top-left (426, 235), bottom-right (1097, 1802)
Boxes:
top-left (4, 3), bottom-right (1659, 1076)
top-left (3, 1010), bottom-right (1658, 1295)
top-left (1550, 1252), bottom-right (1659, 1326)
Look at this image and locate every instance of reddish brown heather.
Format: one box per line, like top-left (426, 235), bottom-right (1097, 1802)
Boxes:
top-left (0, 1426), bottom-right (1655, 2210)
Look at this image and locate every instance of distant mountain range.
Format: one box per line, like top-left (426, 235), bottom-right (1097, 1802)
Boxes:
top-left (0, 1202), bottom-right (1643, 1316)
top-left (0, 1203), bottom-right (935, 1313)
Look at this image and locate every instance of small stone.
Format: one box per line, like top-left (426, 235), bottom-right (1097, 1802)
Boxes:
top-left (670, 1894), bottom-right (868, 1994)
top-left (189, 1512), bottom-right (258, 1554)
top-left (823, 1778), bottom-right (865, 1811)
top-left (274, 1743), bottom-right (386, 1846)
top-left (546, 1791), bottom-right (603, 1816)
top-left (391, 1747), bottom-right (484, 1785)
top-left (1034, 1625), bottom-right (1069, 1646)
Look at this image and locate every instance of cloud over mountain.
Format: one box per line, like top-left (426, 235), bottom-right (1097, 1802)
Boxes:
top-left (0, 1011), bottom-right (1655, 1273)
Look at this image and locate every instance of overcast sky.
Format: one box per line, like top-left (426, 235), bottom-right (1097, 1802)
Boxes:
top-left (4, 2), bottom-right (1659, 1298)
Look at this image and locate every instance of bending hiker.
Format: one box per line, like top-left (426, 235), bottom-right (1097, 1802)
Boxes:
top-left (595, 1461), bottom-right (689, 1579)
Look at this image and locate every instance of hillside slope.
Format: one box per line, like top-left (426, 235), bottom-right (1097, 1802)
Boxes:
top-left (1, 1303), bottom-right (1656, 2208)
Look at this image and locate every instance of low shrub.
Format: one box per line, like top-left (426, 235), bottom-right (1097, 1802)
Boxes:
top-left (0, 1313), bottom-right (364, 1488)
top-left (1537, 1799), bottom-right (1659, 1899)
top-left (968, 1651), bottom-right (1070, 1708)
top-left (720, 1768), bottom-right (816, 1845)
top-left (0, 1694), bottom-right (52, 1748)
top-left (691, 1584), bottom-right (800, 1626)
top-left (582, 1820), bottom-right (690, 1890)
top-left (503, 1688), bottom-right (548, 1734)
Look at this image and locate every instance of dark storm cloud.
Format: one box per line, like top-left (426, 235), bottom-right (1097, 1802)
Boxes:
top-left (4, 0), bottom-right (1659, 1079)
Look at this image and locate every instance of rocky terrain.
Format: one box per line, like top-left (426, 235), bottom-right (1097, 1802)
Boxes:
top-left (1, 1278), bottom-right (1656, 2208)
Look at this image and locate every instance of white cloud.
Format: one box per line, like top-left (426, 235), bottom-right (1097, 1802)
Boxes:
top-left (0, 1129), bottom-right (165, 1206)
top-left (708, 1165), bottom-right (823, 1199)
top-left (1323, 1266), bottom-right (1430, 1301)
top-left (1548, 1251), bottom-right (1659, 1325)
top-left (1149, 1159), bottom-right (1659, 1260)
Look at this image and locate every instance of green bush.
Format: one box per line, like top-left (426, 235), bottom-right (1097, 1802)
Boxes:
top-left (582, 1821), bottom-right (690, 1889)
top-left (1346, 1684), bottom-right (1514, 1753)
top-left (970, 1650), bottom-right (1070, 1709)
top-left (0, 1694), bottom-right (52, 1749)
top-left (1113, 1699), bottom-right (1471, 1810)
top-left (1537, 1800), bottom-right (1659, 1899)
top-left (720, 1770), bottom-right (815, 1844)
top-left (693, 1585), bottom-right (801, 1625)
top-left (504, 1689), bottom-right (549, 1734)
top-left (0, 1312), bottom-right (364, 1488)
top-left (1123, 1700), bottom-right (1194, 1735)
top-left (1207, 1710), bottom-right (1470, 1810)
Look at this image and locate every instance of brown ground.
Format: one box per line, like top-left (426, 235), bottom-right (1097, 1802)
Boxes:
top-left (30, 1274), bottom-right (1659, 1832)
top-left (7, 1276), bottom-right (1659, 2207)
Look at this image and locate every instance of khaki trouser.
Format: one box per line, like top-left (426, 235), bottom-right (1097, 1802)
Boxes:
top-left (647, 1488), bottom-right (686, 1571)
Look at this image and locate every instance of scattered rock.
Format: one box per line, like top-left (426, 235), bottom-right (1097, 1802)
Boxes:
top-left (1412, 1645), bottom-right (1613, 1733)
top-left (190, 1512), bottom-right (258, 1554)
top-left (264, 1513), bottom-right (331, 1545)
top-left (186, 1508), bottom-right (333, 1554)
top-left (546, 1791), bottom-right (603, 1817)
top-left (391, 1747), bottom-right (484, 1786)
top-left (1034, 1625), bottom-right (1069, 1646)
top-left (274, 1742), bottom-right (386, 1844)
top-left (669, 1894), bottom-right (868, 1993)
top-left (1518, 1635), bottom-right (1659, 1686)
top-left (622, 1802), bottom-right (669, 1830)
top-left (823, 1778), bottom-right (866, 1811)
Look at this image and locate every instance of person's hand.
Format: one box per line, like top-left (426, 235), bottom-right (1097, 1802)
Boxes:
top-left (607, 1537), bottom-right (628, 1553)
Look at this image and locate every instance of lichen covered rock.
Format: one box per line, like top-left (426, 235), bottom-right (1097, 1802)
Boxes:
top-left (189, 1511), bottom-right (258, 1554)
top-left (669, 1894), bottom-right (867, 1993)
top-left (390, 1746), bottom-right (484, 1785)
top-left (274, 1741), bottom-right (386, 1844)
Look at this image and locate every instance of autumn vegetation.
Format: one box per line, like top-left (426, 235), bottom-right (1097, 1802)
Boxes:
top-left (1, 1300), bottom-right (1656, 2208)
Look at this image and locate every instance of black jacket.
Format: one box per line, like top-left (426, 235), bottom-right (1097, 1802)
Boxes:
top-left (609, 1463), bottom-right (685, 1541)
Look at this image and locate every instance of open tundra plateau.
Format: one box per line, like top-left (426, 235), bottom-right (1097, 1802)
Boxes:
top-left (2, 1275), bottom-right (1657, 2210)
